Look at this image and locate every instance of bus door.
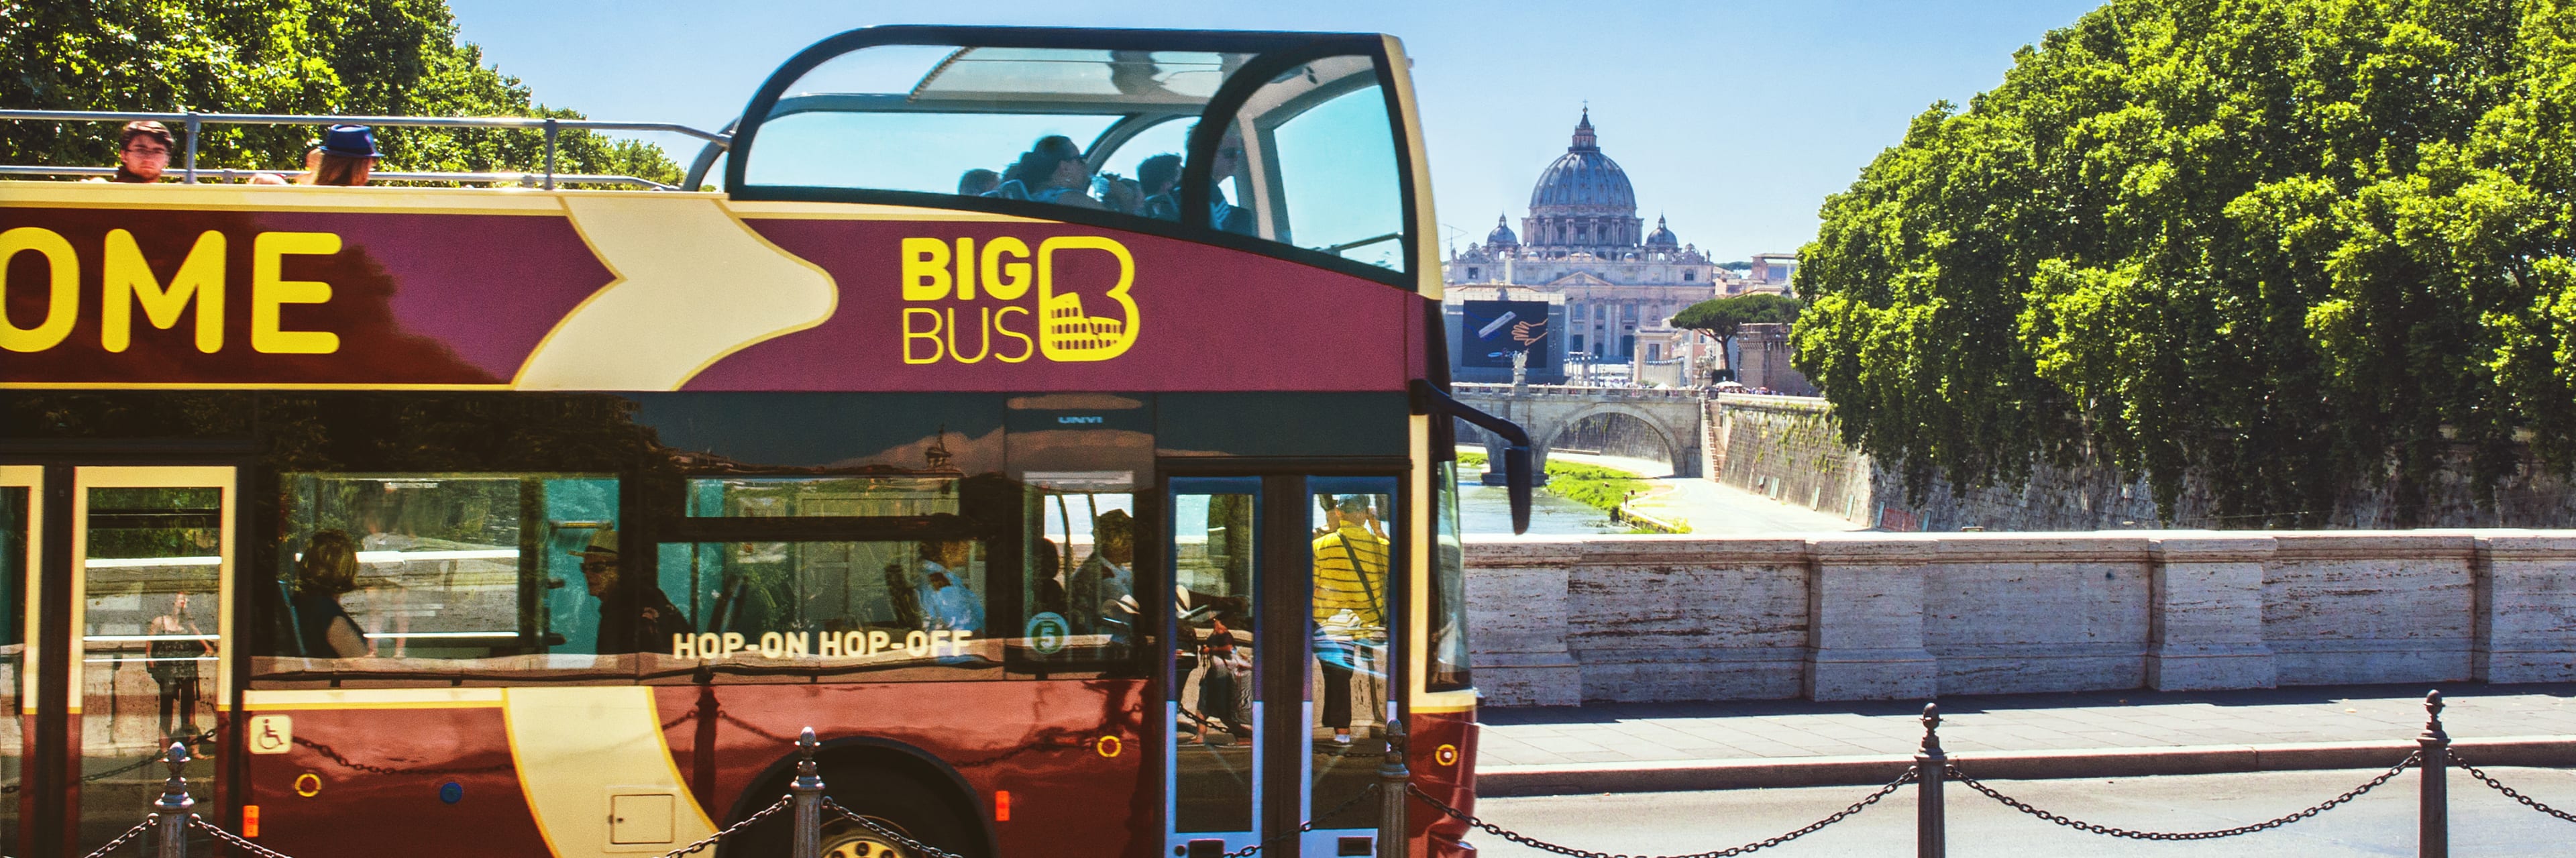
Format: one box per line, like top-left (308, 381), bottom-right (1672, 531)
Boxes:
top-left (1165, 474), bottom-right (1397, 858)
top-left (0, 465), bottom-right (234, 857)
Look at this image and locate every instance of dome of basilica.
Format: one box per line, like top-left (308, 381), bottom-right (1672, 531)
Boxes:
top-left (1644, 215), bottom-right (1678, 247)
top-left (1528, 109), bottom-right (1637, 214)
top-left (1485, 214), bottom-right (1519, 246)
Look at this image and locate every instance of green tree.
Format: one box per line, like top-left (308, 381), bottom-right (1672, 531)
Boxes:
top-left (1794, 0), bottom-right (2576, 527)
top-left (0, 0), bottom-right (678, 184)
top-left (1674, 292), bottom-right (1804, 377)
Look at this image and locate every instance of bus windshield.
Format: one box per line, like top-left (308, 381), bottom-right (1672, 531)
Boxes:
top-left (737, 40), bottom-right (1411, 272)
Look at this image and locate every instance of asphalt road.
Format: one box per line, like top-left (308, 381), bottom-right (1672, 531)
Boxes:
top-left (1469, 767), bottom-right (2576, 856)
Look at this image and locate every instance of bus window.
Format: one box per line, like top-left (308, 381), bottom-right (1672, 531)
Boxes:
top-left (260, 474), bottom-right (622, 678)
top-left (0, 477), bottom-right (27, 841)
top-left (685, 476), bottom-right (961, 517)
top-left (1206, 56), bottom-right (1406, 269)
top-left (1021, 488), bottom-right (1136, 671)
top-left (1308, 484), bottom-right (1393, 833)
top-left (743, 46), bottom-right (1248, 213)
top-left (656, 539), bottom-right (998, 681)
top-left (1427, 460), bottom-right (1472, 690)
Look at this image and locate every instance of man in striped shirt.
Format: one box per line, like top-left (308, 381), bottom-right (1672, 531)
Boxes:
top-left (1312, 495), bottom-right (1389, 746)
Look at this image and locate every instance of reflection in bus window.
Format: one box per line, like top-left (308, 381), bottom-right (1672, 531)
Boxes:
top-left (686, 476), bottom-right (961, 517)
top-left (1022, 488), bottom-right (1136, 669)
top-left (1309, 488), bottom-right (1391, 830)
top-left (0, 484), bottom-right (19, 843)
top-left (659, 539), bottom-right (996, 680)
top-left (260, 474), bottom-right (623, 675)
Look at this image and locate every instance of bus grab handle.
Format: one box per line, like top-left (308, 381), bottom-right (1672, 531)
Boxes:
top-left (1412, 380), bottom-right (1535, 535)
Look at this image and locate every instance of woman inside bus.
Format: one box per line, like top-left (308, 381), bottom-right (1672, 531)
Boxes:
top-left (292, 529), bottom-right (374, 659)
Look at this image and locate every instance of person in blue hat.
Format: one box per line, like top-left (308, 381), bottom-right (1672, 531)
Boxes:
top-left (307, 124), bottom-right (378, 186)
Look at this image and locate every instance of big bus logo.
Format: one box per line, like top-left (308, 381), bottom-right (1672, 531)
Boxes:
top-left (898, 235), bottom-right (1138, 365)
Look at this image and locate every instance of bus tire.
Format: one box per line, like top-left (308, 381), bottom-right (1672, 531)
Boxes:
top-left (723, 762), bottom-right (986, 858)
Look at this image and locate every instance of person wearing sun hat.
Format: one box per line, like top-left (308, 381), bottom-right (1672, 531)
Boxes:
top-left (574, 527), bottom-right (691, 654)
top-left (304, 124), bottom-right (379, 186)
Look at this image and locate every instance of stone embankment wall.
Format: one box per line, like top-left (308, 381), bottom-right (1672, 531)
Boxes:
top-left (1708, 394), bottom-right (2576, 531)
top-left (1464, 531), bottom-right (2576, 707)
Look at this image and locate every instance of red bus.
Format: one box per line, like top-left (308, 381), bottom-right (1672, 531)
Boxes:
top-left (0, 25), bottom-right (1534, 858)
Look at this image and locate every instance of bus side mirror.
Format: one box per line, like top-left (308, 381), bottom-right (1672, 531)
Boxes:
top-left (1502, 443), bottom-right (1534, 535)
top-left (1413, 380), bottom-right (1537, 535)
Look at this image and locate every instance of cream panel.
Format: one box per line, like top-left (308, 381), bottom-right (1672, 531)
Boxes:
top-left (504, 687), bottom-right (716, 857)
top-left (515, 196), bottom-right (839, 390)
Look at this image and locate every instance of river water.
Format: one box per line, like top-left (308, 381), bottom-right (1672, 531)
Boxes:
top-left (1458, 482), bottom-right (1627, 535)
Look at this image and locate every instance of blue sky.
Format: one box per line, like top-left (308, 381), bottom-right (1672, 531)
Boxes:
top-left (447, 0), bottom-right (2100, 262)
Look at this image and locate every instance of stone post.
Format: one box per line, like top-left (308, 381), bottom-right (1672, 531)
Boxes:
top-left (1803, 538), bottom-right (1937, 701)
top-left (2145, 537), bottom-right (2278, 691)
top-left (2471, 534), bottom-right (2576, 684)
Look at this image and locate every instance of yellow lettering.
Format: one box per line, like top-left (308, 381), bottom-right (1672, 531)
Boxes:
top-left (720, 631), bottom-right (745, 657)
top-left (904, 630), bottom-right (930, 658)
top-left (951, 629), bottom-right (973, 655)
top-left (993, 305), bottom-right (1034, 363)
top-left (930, 629), bottom-right (951, 656)
top-left (901, 237), bottom-right (952, 300)
top-left (786, 631), bottom-right (810, 658)
top-left (251, 231), bottom-right (340, 354)
top-left (980, 237), bottom-right (1031, 300)
top-left (672, 633), bottom-right (697, 659)
top-left (866, 630), bottom-right (890, 656)
top-left (0, 227), bottom-right (78, 353)
top-left (954, 237), bottom-right (976, 300)
top-left (847, 631), bottom-right (869, 657)
top-left (1036, 235), bottom-right (1139, 362)
top-left (945, 307), bottom-right (991, 364)
top-left (103, 229), bottom-right (225, 354)
top-left (696, 633), bottom-right (721, 659)
top-left (903, 307), bottom-right (945, 364)
top-left (818, 631), bottom-right (843, 657)
top-left (757, 631), bottom-right (784, 659)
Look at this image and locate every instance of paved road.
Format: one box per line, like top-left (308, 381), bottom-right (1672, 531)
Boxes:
top-left (1547, 451), bottom-right (1858, 534)
top-left (1481, 683), bottom-right (2576, 768)
top-left (1470, 767), bottom-right (2576, 856)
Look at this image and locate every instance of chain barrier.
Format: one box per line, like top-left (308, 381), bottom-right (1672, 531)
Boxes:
top-left (2453, 753), bottom-right (2576, 824)
top-left (654, 795), bottom-right (792, 858)
top-left (822, 797), bottom-right (972, 858)
top-left (1943, 752), bottom-right (2419, 841)
top-left (75, 815), bottom-right (156, 858)
top-left (192, 814), bottom-right (301, 858)
top-left (1406, 767), bottom-right (1920, 858)
top-left (7, 729), bottom-right (220, 795)
top-left (1209, 782), bottom-right (1383, 858)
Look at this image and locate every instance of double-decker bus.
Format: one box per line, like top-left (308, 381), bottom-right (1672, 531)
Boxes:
top-left (0, 25), bottom-right (1534, 858)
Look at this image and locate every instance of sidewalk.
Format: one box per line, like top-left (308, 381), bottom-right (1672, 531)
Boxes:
top-left (1477, 683), bottom-right (2576, 795)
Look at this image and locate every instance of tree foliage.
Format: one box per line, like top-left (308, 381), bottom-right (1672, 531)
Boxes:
top-left (0, 0), bottom-right (679, 183)
top-left (1674, 292), bottom-right (1805, 344)
top-left (1794, 0), bottom-right (2576, 526)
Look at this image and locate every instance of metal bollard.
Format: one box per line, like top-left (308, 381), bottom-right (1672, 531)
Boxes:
top-left (2419, 691), bottom-right (2449, 858)
top-left (155, 740), bottom-right (194, 858)
top-left (1378, 718), bottom-right (1410, 858)
top-left (1915, 703), bottom-right (1945, 858)
top-left (792, 727), bottom-right (826, 858)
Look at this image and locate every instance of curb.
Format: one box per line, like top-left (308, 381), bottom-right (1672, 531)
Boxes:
top-left (1476, 735), bottom-right (2576, 797)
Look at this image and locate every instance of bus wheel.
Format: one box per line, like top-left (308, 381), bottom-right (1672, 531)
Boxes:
top-left (820, 812), bottom-right (914, 858)
top-left (814, 766), bottom-right (981, 858)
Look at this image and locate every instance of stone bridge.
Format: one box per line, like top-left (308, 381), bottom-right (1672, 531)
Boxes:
top-left (1452, 383), bottom-right (1705, 477)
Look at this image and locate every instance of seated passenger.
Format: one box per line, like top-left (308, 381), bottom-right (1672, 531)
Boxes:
top-left (957, 168), bottom-right (1000, 197)
top-left (248, 146), bottom-right (317, 186)
top-left (291, 530), bottom-right (372, 658)
top-left (1067, 510), bottom-right (1136, 635)
top-left (983, 135), bottom-right (1079, 201)
top-left (1136, 154), bottom-right (1183, 221)
top-left (93, 120), bottom-right (171, 183)
top-left (305, 125), bottom-right (378, 187)
top-left (575, 527), bottom-right (691, 654)
top-left (1205, 129), bottom-right (1256, 235)
top-left (914, 539), bottom-right (985, 633)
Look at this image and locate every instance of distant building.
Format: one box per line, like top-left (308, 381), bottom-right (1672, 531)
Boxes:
top-left (1443, 110), bottom-right (1719, 362)
top-left (1732, 323), bottom-right (1816, 396)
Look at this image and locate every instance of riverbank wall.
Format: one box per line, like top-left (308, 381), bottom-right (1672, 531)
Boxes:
top-left (1463, 531), bottom-right (2576, 706)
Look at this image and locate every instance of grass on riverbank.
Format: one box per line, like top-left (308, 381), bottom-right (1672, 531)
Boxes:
top-left (1456, 452), bottom-right (1674, 531)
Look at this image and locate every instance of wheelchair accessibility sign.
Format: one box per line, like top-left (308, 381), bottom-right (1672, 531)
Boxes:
top-left (248, 715), bottom-right (293, 754)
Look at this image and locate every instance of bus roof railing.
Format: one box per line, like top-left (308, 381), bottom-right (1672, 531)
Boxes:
top-left (0, 164), bottom-right (682, 191)
top-left (0, 108), bottom-right (730, 190)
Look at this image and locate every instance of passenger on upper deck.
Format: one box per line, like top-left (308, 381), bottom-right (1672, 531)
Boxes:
top-left (304, 125), bottom-right (379, 186)
top-left (1135, 154), bottom-right (1183, 221)
top-left (957, 168), bottom-right (1000, 197)
top-left (95, 120), bottom-right (171, 183)
top-left (1207, 128), bottom-right (1255, 235)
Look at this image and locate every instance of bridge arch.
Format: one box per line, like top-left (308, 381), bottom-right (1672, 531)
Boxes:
top-left (1534, 402), bottom-right (1688, 477)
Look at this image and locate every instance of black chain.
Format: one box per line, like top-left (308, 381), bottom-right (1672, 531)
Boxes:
top-left (656, 795), bottom-right (792, 858)
top-left (1945, 752), bottom-right (2418, 841)
top-left (191, 814), bottom-right (301, 858)
top-left (1406, 768), bottom-right (1919, 858)
top-left (1216, 782), bottom-right (1382, 858)
top-left (294, 735), bottom-right (514, 777)
top-left (2453, 753), bottom-right (2576, 824)
top-left (12, 729), bottom-right (221, 795)
top-left (824, 797), bottom-right (973, 858)
top-left (76, 816), bottom-right (156, 858)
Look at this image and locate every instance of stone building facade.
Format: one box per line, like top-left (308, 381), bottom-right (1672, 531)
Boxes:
top-left (1443, 111), bottom-right (1723, 362)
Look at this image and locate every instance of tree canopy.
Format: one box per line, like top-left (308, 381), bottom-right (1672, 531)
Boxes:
top-left (0, 0), bottom-right (680, 184)
top-left (1674, 292), bottom-right (1805, 344)
top-left (1793, 0), bottom-right (2576, 527)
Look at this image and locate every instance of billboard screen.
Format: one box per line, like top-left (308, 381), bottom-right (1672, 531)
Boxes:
top-left (1460, 300), bottom-right (1554, 370)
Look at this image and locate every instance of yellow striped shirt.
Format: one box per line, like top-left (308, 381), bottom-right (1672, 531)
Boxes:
top-left (1311, 525), bottom-right (1389, 629)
